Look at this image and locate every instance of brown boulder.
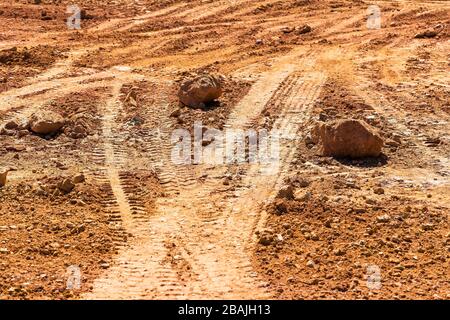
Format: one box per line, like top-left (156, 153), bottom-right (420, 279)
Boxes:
top-left (29, 111), bottom-right (65, 135)
top-left (312, 119), bottom-right (383, 158)
top-left (178, 74), bottom-right (223, 108)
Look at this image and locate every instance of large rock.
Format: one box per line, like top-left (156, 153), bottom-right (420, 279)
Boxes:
top-left (312, 119), bottom-right (383, 158)
top-left (29, 111), bottom-right (65, 135)
top-left (178, 74), bottom-right (223, 108)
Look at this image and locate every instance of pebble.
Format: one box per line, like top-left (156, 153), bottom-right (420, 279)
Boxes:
top-left (306, 260), bottom-right (315, 268)
top-left (377, 214), bottom-right (391, 223)
top-left (333, 248), bottom-right (346, 256)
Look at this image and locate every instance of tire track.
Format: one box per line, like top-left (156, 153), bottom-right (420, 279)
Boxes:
top-left (172, 71), bottom-right (327, 299)
top-left (85, 82), bottom-right (200, 299)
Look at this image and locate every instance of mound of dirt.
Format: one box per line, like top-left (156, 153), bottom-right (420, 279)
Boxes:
top-left (178, 74), bottom-right (223, 108)
top-left (312, 119), bottom-right (384, 158)
top-left (44, 89), bottom-right (105, 139)
top-left (0, 46), bottom-right (64, 68)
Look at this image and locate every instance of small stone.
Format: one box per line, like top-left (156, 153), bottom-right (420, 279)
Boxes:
top-left (73, 174), bottom-right (85, 184)
top-left (50, 242), bottom-right (60, 249)
top-left (297, 24), bottom-right (312, 35)
top-left (170, 109), bottom-right (181, 118)
top-left (422, 223), bottom-right (434, 231)
top-left (281, 26), bottom-right (295, 34)
top-left (4, 120), bottom-right (18, 130)
top-left (414, 30), bottom-right (438, 39)
top-left (276, 184), bottom-right (294, 200)
top-left (295, 191), bottom-right (312, 202)
top-left (376, 214), bottom-right (390, 223)
top-left (374, 187), bottom-right (385, 195)
top-left (58, 178), bottom-right (75, 193)
top-left (306, 260), bottom-right (315, 268)
top-left (333, 248), bottom-right (346, 256)
top-left (258, 230), bottom-right (274, 246)
top-left (298, 178), bottom-right (310, 188)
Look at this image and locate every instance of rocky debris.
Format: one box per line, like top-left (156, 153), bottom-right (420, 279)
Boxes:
top-left (63, 113), bottom-right (94, 139)
top-left (29, 111), bottom-right (65, 135)
top-left (297, 24), bottom-right (312, 35)
top-left (311, 119), bottom-right (383, 158)
top-left (178, 74), bottom-right (223, 108)
top-left (0, 168), bottom-right (9, 187)
top-left (1, 117), bottom-right (30, 137)
top-left (273, 199), bottom-right (288, 215)
top-left (36, 173), bottom-right (88, 196)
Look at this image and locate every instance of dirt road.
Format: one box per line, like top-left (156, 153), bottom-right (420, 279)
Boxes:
top-left (0, 0), bottom-right (448, 299)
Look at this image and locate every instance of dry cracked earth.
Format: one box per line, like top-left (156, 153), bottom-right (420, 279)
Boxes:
top-left (0, 0), bottom-right (449, 300)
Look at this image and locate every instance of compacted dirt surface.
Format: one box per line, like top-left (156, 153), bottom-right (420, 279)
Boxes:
top-left (0, 0), bottom-right (449, 300)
